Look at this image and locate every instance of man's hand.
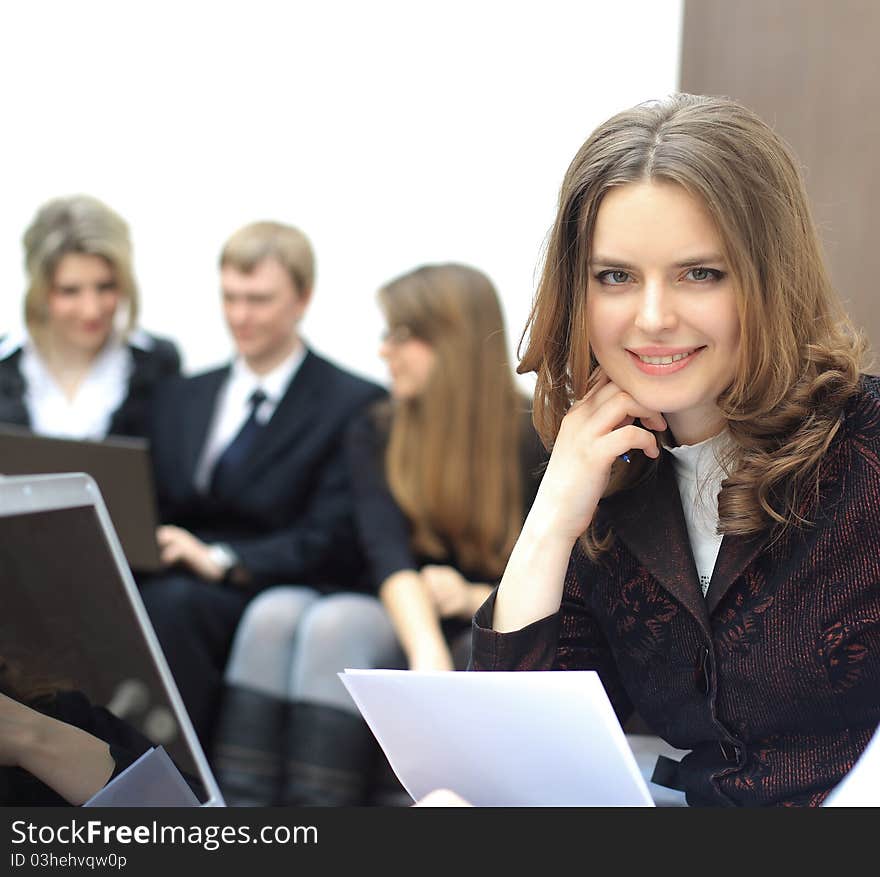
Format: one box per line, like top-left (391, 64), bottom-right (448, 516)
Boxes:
top-left (156, 525), bottom-right (225, 582)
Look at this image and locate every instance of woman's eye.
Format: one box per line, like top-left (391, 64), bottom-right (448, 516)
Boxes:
top-left (598, 270), bottom-right (631, 285)
top-left (685, 267), bottom-right (723, 282)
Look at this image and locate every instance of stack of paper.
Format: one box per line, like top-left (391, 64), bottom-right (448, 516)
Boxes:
top-left (340, 669), bottom-right (654, 807)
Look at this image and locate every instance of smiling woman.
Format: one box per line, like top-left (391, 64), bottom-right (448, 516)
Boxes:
top-left (586, 180), bottom-right (741, 445)
top-left (460, 93), bottom-right (880, 808)
top-left (0, 195), bottom-right (180, 440)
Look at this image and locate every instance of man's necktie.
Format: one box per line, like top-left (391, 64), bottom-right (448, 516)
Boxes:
top-left (210, 388), bottom-right (267, 499)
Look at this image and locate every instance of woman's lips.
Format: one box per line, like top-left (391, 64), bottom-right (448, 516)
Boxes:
top-left (626, 346), bottom-right (705, 375)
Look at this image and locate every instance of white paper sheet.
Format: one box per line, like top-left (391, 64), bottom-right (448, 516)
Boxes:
top-left (823, 722), bottom-right (880, 807)
top-left (339, 669), bottom-right (654, 807)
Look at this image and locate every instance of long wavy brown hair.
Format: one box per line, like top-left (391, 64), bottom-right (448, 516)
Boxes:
top-left (380, 263), bottom-right (526, 578)
top-left (520, 93), bottom-right (867, 556)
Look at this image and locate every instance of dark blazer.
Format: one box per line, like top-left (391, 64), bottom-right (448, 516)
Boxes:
top-left (473, 375), bottom-right (880, 807)
top-left (150, 348), bottom-right (385, 590)
top-left (345, 400), bottom-right (546, 645)
top-left (0, 333), bottom-right (181, 439)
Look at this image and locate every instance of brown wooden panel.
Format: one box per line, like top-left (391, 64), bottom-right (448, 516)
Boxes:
top-left (681, 0), bottom-right (880, 369)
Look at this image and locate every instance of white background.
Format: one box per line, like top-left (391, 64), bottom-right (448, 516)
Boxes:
top-left (0, 0), bottom-right (682, 390)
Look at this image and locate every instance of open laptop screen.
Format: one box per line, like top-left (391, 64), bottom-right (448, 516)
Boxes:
top-left (0, 474), bottom-right (221, 806)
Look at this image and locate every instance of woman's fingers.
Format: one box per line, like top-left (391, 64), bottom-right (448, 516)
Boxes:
top-left (559, 379), bottom-right (666, 468)
top-left (634, 411), bottom-right (667, 433)
top-left (595, 394), bottom-right (665, 436)
top-left (568, 369), bottom-right (609, 414)
top-left (563, 372), bottom-right (670, 463)
top-left (571, 379), bottom-right (665, 430)
top-left (568, 387), bottom-right (666, 437)
top-left (605, 423), bottom-right (663, 459)
top-left (570, 375), bottom-right (617, 413)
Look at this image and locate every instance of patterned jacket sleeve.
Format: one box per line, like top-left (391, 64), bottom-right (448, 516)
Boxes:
top-left (470, 540), bottom-right (634, 722)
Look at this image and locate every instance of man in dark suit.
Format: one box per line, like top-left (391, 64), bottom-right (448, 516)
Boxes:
top-left (140, 221), bottom-right (384, 744)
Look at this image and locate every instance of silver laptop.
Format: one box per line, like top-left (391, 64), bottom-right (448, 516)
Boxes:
top-left (0, 426), bottom-right (162, 573)
top-left (0, 473), bottom-right (224, 806)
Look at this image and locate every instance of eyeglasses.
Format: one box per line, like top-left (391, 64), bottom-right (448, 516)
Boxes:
top-left (380, 325), bottom-right (414, 345)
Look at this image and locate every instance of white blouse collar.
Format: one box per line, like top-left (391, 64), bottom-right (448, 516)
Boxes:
top-left (20, 334), bottom-right (133, 440)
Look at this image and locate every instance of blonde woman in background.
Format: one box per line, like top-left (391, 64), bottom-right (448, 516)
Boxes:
top-left (211, 263), bottom-right (544, 806)
top-left (0, 195), bottom-right (180, 439)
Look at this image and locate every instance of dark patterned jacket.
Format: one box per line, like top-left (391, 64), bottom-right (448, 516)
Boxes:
top-left (472, 375), bottom-right (880, 807)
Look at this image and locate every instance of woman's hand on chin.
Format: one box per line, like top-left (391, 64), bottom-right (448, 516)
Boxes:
top-left (535, 369), bottom-right (666, 543)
